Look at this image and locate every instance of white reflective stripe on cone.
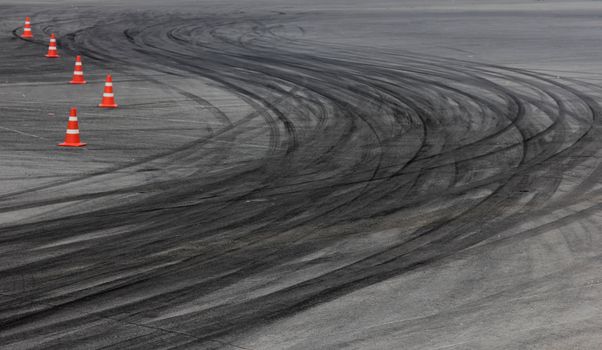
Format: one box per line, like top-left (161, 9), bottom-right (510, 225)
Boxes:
top-left (24, 28), bottom-right (31, 31)
top-left (66, 129), bottom-right (79, 134)
top-left (69, 117), bottom-right (78, 121)
top-left (73, 71), bottom-right (83, 75)
top-left (105, 82), bottom-right (113, 87)
top-left (103, 93), bottom-right (114, 97)
top-left (50, 39), bottom-right (56, 43)
top-left (48, 47), bottom-right (57, 50)
top-left (75, 62), bottom-right (82, 66)
top-left (25, 21), bottom-right (31, 24)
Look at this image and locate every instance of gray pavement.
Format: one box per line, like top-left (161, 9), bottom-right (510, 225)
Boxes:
top-left (0, 1), bottom-right (601, 349)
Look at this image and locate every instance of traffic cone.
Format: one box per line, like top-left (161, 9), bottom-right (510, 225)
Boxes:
top-left (58, 107), bottom-right (86, 147)
top-left (45, 33), bottom-right (59, 58)
top-left (98, 74), bottom-right (118, 108)
top-left (21, 17), bottom-right (33, 39)
top-left (70, 56), bottom-right (86, 84)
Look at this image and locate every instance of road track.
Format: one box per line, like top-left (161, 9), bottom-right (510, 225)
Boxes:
top-left (1, 3), bottom-right (602, 349)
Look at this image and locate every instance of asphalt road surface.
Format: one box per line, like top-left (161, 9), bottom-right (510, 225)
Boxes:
top-left (1, 1), bottom-right (602, 349)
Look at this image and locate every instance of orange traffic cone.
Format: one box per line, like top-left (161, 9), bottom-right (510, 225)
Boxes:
top-left (21, 17), bottom-right (33, 39)
top-left (70, 56), bottom-right (86, 84)
top-left (98, 74), bottom-right (118, 108)
top-left (45, 33), bottom-right (59, 58)
top-left (58, 107), bottom-right (86, 147)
